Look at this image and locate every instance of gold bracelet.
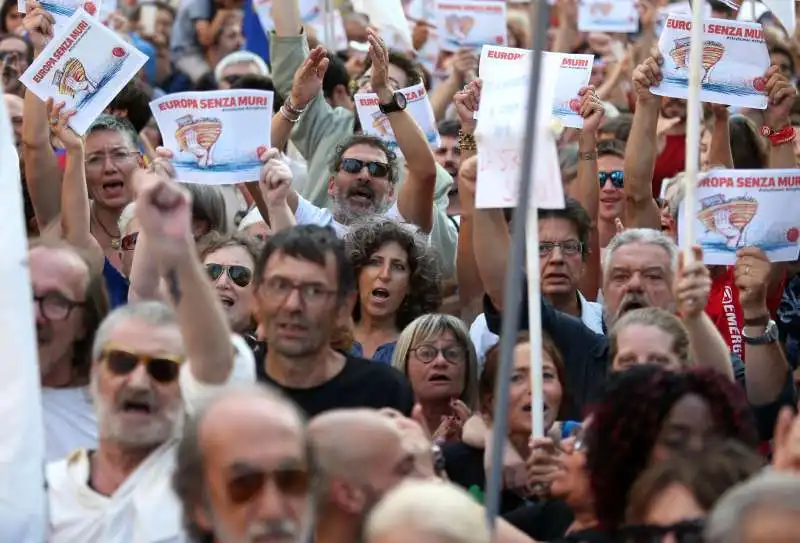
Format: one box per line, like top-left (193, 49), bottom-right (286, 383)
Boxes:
top-left (579, 150), bottom-right (597, 161)
top-left (457, 129), bottom-right (477, 152)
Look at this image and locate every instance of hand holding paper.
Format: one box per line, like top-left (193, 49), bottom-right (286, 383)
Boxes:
top-left (46, 98), bottom-right (81, 151)
top-left (631, 50), bottom-right (664, 104)
top-left (577, 86), bottom-right (604, 134)
top-left (21, 0), bottom-right (55, 53)
top-left (453, 79), bottom-right (481, 133)
top-left (257, 148), bottom-right (293, 207)
top-left (733, 247), bottom-right (771, 316)
top-left (674, 245), bottom-right (712, 320)
top-left (763, 65), bottom-right (798, 128)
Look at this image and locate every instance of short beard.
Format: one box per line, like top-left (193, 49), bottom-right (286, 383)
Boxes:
top-left (331, 195), bottom-right (390, 226)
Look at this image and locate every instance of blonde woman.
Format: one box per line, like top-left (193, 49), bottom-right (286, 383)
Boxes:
top-left (391, 314), bottom-right (479, 442)
top-left (609, 307), bottom-right (692, 372)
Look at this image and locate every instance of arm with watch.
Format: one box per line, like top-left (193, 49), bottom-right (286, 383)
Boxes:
top-left (367, 29), bottom-right (437, 233)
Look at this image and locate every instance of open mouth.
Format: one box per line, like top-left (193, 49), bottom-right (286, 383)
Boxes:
top-left (371, 287), bottom-right (390, 300)
top-left (122, 400), bottom-right (152, 414)
top-left (218, 294), bottom-right (235, 308)
top-left (522, 403), bottom-right (532, 413)
top-left (349, 187), bottom-right (374, 203)
top-left (620, 299), bottom-right (648, 314)
top-left (429, 373), bottom-right (450, 382)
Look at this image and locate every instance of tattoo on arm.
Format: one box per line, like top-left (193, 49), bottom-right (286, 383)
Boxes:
top-left (166, 268), bottom-right (182, 305)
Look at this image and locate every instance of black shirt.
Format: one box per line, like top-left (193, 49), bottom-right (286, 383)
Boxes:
top-left (252, 345), bottom-right (415, 418)
top-left (502, 500), bottom-right (574, 541)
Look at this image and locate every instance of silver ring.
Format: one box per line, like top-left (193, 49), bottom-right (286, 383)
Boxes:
top-left (745, 265), bottom-right (751, 275)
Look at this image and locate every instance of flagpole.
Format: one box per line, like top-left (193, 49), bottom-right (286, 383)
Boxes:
top-left (682, 0), bottom-right (705, 255)
top-left (485, 0), bottom-right (550, 530)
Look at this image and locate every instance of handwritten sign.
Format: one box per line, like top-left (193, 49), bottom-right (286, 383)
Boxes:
top-left (475, 53), bottom-right (564, 210)
top-left (578, 0), bottom-right (639, 33)
top-left (478, 46), bottom-right (594, 129)
top-left (19, 11), bottom-right (146, 135)
top-left (18, 0), bottom-right (103, 32)
top-left (651, 14), bottom-right (770, 109)
top-left (679, 169), bottom-right (800, 265)
top-left (435, 0), bottom-right (507, 52)
top-left (149, 90), bottom-right (273, 184)
top-left (354, 83), bottom-right (439, 156)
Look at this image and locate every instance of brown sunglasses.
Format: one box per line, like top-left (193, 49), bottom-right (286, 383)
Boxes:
top-left (100, 346), bottom-right (185, 383)
top-left (227, 465), bottom-right (312, 504)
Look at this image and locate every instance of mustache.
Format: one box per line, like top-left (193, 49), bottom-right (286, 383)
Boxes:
top-left (617, 292), bottom-right (650, 316)
top-left (247, 520), bottom-right (297, 540)
top-left (444, 160), bottom-right (458, 172)
top-left (115, 386), bottom-right (158, 409)
top-left (346, 183), bottom-right (376, 200)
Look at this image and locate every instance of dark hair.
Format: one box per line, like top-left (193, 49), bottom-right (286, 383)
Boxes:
top-left (769, 43), bottom-right (795, 75)
top-left (323, 51), bottom-right (351, 100)
top-left (729, 115), bottom-right (767, 170)
top-left (626, 439), bottom-right (764, 524)
top-left (437, 119), bottom-right (460, 138)
top-left (600, 114), bottom-right (633, 143)
top-left (347, 218), bottom-right (441, 330)
top-left (0, 32), bottom-right (33, 64)
top-left (360, 50), bottom-right (423, 88)
top-left (587, 365), bottom-right (758, 531)
top-left (0, 0), bottom-right (18, 34)
top-left (329, 134), bottom-right (399, 186)
top-left (129, 0), bottom-right (175, 22)
top-left (597, 138), bottom-right (626, 160)
top-left (106, 80), bottom-right (153, 133)
top-left (180, 183), bottom-right (228, 235)
top-left (254, 224), bottom-right (355, 300)
top-left (230, 74), bottom-right (283, 112)
top-left (708, 0), bottom-right (736, 16)
top-left (480, 331), bottom-right (570, 420)
top-left (538, 197), bottom-right (591, 260)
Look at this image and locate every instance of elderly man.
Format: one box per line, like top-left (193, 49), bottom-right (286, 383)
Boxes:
top-left (45, 169), bottom-right (255, 541)
top-left (173, 384), bottom-right (315, 543)
top-left (215, 50), bottom-right (269, 88)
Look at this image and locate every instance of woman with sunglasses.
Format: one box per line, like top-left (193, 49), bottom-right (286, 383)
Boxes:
top-left (391, 314), bottom-right (479, 442)
top-left (346, 218), bottom-right (442, 363)
top-left (198, 232), bottom-right (262, 336)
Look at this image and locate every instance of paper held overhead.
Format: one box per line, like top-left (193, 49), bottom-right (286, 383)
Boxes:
top-left (351, 0), bottom-right (413, 50)
top-left (577, 0), bottom-right (639, 33)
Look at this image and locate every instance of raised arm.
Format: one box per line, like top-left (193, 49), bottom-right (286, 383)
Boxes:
top-left (624, 52), bottom-right (662, 230)
top-left (257, 148), bottom-right (298, 234)
top-left (763, 65), bottom-right (799, 169)
top-left (429, 49), bottom-right (477, 123)
top-left (552, 0), bottom-right (579, 53)
top-left (706, 105), bottom-right (734, 169)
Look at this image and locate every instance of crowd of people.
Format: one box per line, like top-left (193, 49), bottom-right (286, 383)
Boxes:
top-left (5, 0), bottom-right (800, 541)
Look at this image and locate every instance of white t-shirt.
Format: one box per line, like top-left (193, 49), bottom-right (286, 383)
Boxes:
top-left (295, 194), bottom-right (406, 236)
top-left (42, 387), bottom-right (98, 462)
top-left (45, 334), bottom-right (256, 543)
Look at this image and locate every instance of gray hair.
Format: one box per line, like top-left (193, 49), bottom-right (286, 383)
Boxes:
top-left (365, 479), bottom-right (491, 543)
top-left (91, 301), bottom-right (178, 361)
top-left (118, 202), bottom-right (137, 235)
top-left (213, 50), bottom-right (269, 83)
top-left (86, 114), bottom-right (139, 150)
top-left (603, 228), bottom-right (679, 279)
top-left (180, 183), bottom-right (229, 235)
top-left (705, 472), bottom-right (800, 543)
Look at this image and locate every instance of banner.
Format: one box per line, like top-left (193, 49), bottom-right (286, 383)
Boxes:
top-left (578, 0), bottom-right (639, 33)
top-left (19, 11), bottom-right (147, 135)
top-left (150, 90), bottom-right (273, 184)
top-left (679, 169), bottom-right (800, 265)
top-left (650, 14), bottom-right (770, 109)
top-left (435, 0), bottom-right (507, 52)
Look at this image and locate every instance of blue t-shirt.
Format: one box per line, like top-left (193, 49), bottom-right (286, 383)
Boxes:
top-left (103, 258), bottom-right (129, 309)
top-left (352, 341), bottom-right (397, 365)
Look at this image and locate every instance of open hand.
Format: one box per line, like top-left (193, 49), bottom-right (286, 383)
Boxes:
top-left (367, 27), bottom-right (395, 102)
top-left (290, 46), bottom-right (329, 110)
top-left (46, 99), bottom-right (82, 152)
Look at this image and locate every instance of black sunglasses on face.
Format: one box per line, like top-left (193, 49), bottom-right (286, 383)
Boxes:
top-left (101, 346), bottom-right (185, 384)
top-left (205, 263), bottom-right (253, 288)
top-left (598, 169), bottom-right (624, 189)
top-left (227, 466), bottom-right (312, 505)
top-left (340, 158), bottom-right (390, 178)
top-left (618, 519), bottom-right (705, 543)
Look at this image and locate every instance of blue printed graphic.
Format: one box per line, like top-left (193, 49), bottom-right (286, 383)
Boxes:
top-left (40, 1), bottom-right (77, 17)
top-left (73, 57), bottom-right (125, 110)
top-left (173, 158), bottom-right (263, 173)
top-left (663, 74), bottom-right (764, 98)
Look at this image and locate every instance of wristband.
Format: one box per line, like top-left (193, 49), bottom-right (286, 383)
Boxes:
top-left (457, 129), bottom-right (477, 152)
top-left (760, 124), bottom-right (795, 146)
top-left (284, 97), bottom-right (307, 115)
top-left (279, 104), bottom-right (301, 124)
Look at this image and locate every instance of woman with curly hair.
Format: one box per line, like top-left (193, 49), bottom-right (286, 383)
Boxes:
top-left (346, 218), bottom-right (442, 363)
top-left (586, 365), bottom-right (759, 534)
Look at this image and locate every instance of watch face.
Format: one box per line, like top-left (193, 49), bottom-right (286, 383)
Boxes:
top-left (395, 92), bottom-right (407, 109)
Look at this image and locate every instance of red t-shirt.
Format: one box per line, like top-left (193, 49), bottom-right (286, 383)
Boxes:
top-left (652, 133), bottom-right (686, 197)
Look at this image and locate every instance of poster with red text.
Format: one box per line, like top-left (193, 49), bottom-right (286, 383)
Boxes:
top-left (651, 14), bottom-right (770, 109)
top-left (18, 0), bottom-right (102, 33)
top-left (578, 0), bottom-right (638, 33)
top-left (150, 90), bottom-right (273, 184)
top-left (19, 11), bottom-right (146, 135)
top-left (434, 0), bottom-right (507, 52)
top-left (678, 169), bottom-right (800, 265)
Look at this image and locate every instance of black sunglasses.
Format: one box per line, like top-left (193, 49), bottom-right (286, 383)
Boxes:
top-left (618, 519), bottom-right (705, 543)
top-left (101, 346), bottom-right (185, 384)
top-left (599, 169), bottom-right (624, 189)
top-left (227, 466), bottom-right (311, 505)
top-left (205, 263), bottom-right (253, 288)
top-left (340, 158), bottom-right (390, 178)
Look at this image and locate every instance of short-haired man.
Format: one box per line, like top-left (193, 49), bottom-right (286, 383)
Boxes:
top-left (174, 384), bottom-right (315, 543)
top-left (252, 224), bottom-right (415, 417)
top-left (215, 50), bottom-right (270, 88)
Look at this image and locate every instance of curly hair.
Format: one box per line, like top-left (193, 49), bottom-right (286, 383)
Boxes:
top-left (329, 134), bottom-right (400, 186)
top-left (586, 365), bottom-right (758, 531)
top-left (346, 218), bottom-right (442, 331)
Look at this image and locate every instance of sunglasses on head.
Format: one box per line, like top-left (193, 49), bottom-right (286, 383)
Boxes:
top-left (599, 169), bottom-right (624, 189)
top-left (227, 465), bottom-right (312, 505)
top-left (205, 263), bottom-right (253, 288)
top-left (101, 346), bottom-right (185, 384)
top-left (340, 158), bottom-right (390, 178)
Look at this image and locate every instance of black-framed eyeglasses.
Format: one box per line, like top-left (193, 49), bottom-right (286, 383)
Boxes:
top-left (539, 240), bottom-right (583, 257)
top-left (340, 158), bottom-right (390, 178)
top-left (599, 169), bottom-right (624, 189)
top-left (33, 292), bottom-right (86, 321)
top-left (120, 231), bottom-right (139, 251)
top-left (618, 519), bottom-right (705, 543)
top-left (206, 263), bottom-right (253, 288)
top-left (410, 344), bottom-right (466, 364)
top-left (263, 277), bottom-right (337, 306)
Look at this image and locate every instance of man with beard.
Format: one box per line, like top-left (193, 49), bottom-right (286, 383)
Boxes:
top-left (45, 165), bottom-right (255, 542)
top-left (174, 384), bottom-right (315, 543)
top-left (309, 409), bottom-right (418, 543)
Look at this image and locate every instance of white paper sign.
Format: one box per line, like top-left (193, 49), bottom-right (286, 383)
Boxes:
top-left (19, 11), bottom-right (147, 135)
top-left (149, 90), bottom-right (273, 184)
top-left (650, 15), bottom-right (770, 109)
top-left (435, 0), bottom-right (507, 52)
top-left (679, 169), bottom-right (800, 265)
top-left (474, 53), bottom-right (564, 210)
top-left (655, 1), bottom-right (711, 36)
top-left (479, 46), bottom-right (594, 129)
top-left (578, 0), bottom-right (639, 33)
top-left (18, 0), bottom-right (103, 32)
top-left (253, 0), bottom-right (321, 33)
top-left (354, 83), bottom-right (439, 156)
top-left (308, 9), bottom-right (348, 51)
top-left (352, 0), bottom-right (414, 51)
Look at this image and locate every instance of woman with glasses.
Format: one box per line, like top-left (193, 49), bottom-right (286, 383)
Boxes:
top-left (391, 314), bottom-right (479, 442)
top-left (346, 218), bottom-right (442, 363)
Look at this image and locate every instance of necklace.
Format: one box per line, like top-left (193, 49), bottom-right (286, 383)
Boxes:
top-left (92, 208), bottom-right (120, 250)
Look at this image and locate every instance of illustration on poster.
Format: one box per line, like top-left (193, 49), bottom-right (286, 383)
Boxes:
top-left (445, 14), bottom-right (475, 43)
top-left (371, 111), bottom-right (392, 137)
top-left (41, 0), bottom-right (97, 17)
top-left (56, 46), bottom-right (128, 108)
top-left (669, 38), bottom-right (725, 83)
top-left (590, 2), bottom-right (613, 17)
top-left (697, 194), bottom-right (757, 249)
top-left (175, 115), bottom-right (222, 169)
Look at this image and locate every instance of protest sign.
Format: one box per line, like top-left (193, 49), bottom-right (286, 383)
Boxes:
top-left (678, 169), bottom-right (800, 265)
top-left (435, 0), bottom-right (507, 52)
top-left (655, 1), bottom-right (711, 36)
top-left (474, 53), bottom-right (564, 209)
top-left (478, 46), bottom-right (593, 128)
top-left (253, 0), bottom-right (320, 33)
top-left (19, 11), bottom-right (147, 135)
top-left (650, 14), bottom-right (770, 109)
top-left (354, 83), bottom-right (439, 156)
top-left (351, 0), bottom-right (413, 50)
top-left (308, 9), bottom-right (348, 51)
top-left (150, 90), bottom-right (273, 184)
top-left (578, 0), bottom-right (639, 33)
top-left (18, 0), bottom-right (102, 32)
top-left (404, 0), bottom-right (435, 21)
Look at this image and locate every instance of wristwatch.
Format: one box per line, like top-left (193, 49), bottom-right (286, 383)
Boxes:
top-left (378, 91), bottom-right (408, 115)
top-left (742, 319), bottom-right (779, 345)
